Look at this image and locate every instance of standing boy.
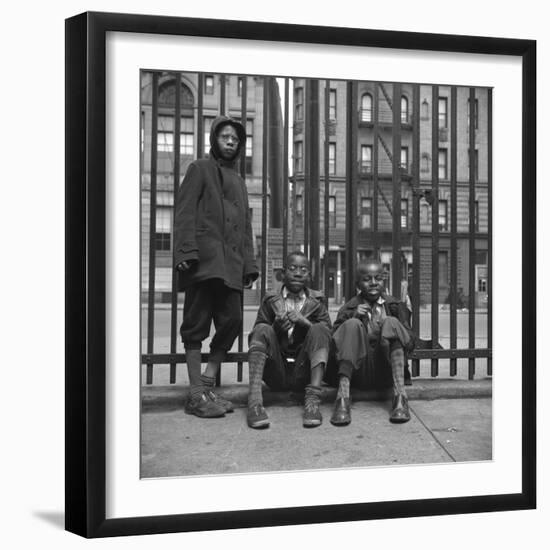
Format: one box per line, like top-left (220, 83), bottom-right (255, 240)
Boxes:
top-left (327, 259), bottom-right (415, 426)
top-left (247, 252), bottom-right (332, 429)
top-left (174, 116), bottom-right (258, 418)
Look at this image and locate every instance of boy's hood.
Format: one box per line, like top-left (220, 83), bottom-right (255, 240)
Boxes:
top-left (209, 115), bottom-right (246, 162)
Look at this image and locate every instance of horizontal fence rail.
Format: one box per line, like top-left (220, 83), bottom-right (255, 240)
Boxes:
top-left (140, 71), bottom-right (492, 385)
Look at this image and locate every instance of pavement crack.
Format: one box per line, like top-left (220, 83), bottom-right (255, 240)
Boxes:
top-left (410, 404), bottom-right (456, 462)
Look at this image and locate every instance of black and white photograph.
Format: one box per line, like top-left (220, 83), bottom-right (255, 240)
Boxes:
top-left (139, 70), bottom-right (493, 479)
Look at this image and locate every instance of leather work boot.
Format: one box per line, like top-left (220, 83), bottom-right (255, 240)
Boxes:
top-left (247, 403), bottom-right (270, 429)
top-left (185, 391), bottom-right (226, 418)
top-left (389, 393), bottom-right (410, 423)
top-left (330, 397), bottom-right (351, 426)
top-left (206, 390), bottom-right (234, 413)
top-left (303, 386), bottom-right (323, 428)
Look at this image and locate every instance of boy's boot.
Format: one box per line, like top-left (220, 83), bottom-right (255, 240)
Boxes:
top-left (247, 349), bottom-right (269, 428)
top-left (331, 372), bottom-right (351, 426)
top-left (389, 348), bottom-right (410, 423)
top-left (303, 385), bottom-right (323, 427)
top-left (184, 349), bottom-right (225, 418)
top-left (201, 373), bottom-right (234, 413)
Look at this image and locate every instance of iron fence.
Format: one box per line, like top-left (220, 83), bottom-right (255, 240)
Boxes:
top-left (140, 71), bottom-right (492, 384)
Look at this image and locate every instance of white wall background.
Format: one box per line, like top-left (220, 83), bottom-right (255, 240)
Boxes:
top-left (0, 1), bottom-right (546, 548)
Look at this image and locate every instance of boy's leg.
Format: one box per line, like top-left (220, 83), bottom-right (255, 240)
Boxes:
top-left (247, 323), bottom-right (286, 428)
top-left (202, 282), bottom-right (243, 412)
top-left (330, 318), bottom-right (369, 426)
top-left (181, 282), bottom-right (225, 418)
top-left (298, 324), bottom-right (331, 427)
top-left (380, 317), bottom-right (411, 423)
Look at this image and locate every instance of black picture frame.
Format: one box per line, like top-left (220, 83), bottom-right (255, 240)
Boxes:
top-left (65, 11), bottom-right (536, 538)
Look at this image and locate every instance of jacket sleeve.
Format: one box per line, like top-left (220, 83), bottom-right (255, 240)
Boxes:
top-left (173, 163), bottom-right (203, 268)
top-left (332, 302), bottom-right (354, 332)
top-left (242, 182), bottom-right (259, 280)
top-left (312, 300), bottom-right (332, 330)
top-left (253, 296), bottom-right (276, 328)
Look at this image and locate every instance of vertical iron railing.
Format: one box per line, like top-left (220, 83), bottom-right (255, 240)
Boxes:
top-left (324, 80), bottom-right (330, 299)
top-left (169, 73), bottom-right (181, 384)
top-left (345, 81), bottom-right (358, 301)
top-left (450, 86), bottom-right (458, 377)
top-left (468, 88), bottom-right (477, 380)
top-left (308, 80), bottom-right (321, 288)
top-left (260, 77), bottom-right (268, 299)
top-left (146, 71), bottom-right (159, 386)
top-left (282, 78), bottom-right (289, 263)
top-left (411, 84), bottom-right (421, 377)
top-left (391, 83), bottom-right (402, 299)
top-left (430, 85), bottom-right (440, 377)
top-left (487, 88), bottom-right (493, 376)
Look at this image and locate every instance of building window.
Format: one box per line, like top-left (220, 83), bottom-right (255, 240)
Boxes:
top-left (401, 95), bottom-right (409, 123)
top-left (141, 111), bottom-right (145, 153)
top-left (329, 195), bottom-right (336, 227)
top-left (180, 117), bottom-right (194, 156)
top-left (294, 141), bottom-right (303, 173)
top-left (204, 75), bottom-right (214, 94)
top-left (467, 97), bottom-right (479, 130)
top-left (438, 148), bottom-right (448, 179)
top-left (245, 119), bottom-right (253, 174)
top-left (401, 198), bottom-right (409, 229)
top-left (361, 145), bottom-right (372, 173)
top-left (328, 142), bottom-right (336, 174)
top-left (438, 200), bottom-right (448, 231)
top-left (400, 146), bottom-right (409, 171)
top-left (360, 197), bottom-right (372, 229)
top-left (155, 192), bottom-right (173, 251)
top-left (237, 77), bottom-right (244, 97)
top-left (361, 93), bottom-right (373, 122)
top-left (295, 194), bottom-right (303, 226)
top-left (157, 115), bottom-right (174, 152)
top-left (439, 251), bottom-right (449, 290)
top-left (468, 148), bottom-right (479, 180)
top-left (204, 116), bottom-right (215, 156)
top-left (421, 202), bottom-right (430, 225)
top-left (421, 153), bottom-right (430, 172)
top-left (295, 87), bottom-right (304, 121)
top-left (421, 99), bottom-right (429, 120)
top-left (438, 97), bottom-right (448, 129)
top-left (329, 89), bottom-right (337, 121)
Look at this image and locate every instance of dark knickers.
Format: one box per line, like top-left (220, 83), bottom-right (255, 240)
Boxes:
top-left (248, 323), bottom-right (331, 391)
top-left (180, 278), bottom-right (242, 357)
top-left (326, 317), bottom-right (411, 388)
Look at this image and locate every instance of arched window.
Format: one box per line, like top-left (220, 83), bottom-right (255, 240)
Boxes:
top-left (401, 95), bottom-right (409, 123)
top-left (157, 80), bottom-right (194, 108)
top-left (361, 93), bottom-right (373, 122)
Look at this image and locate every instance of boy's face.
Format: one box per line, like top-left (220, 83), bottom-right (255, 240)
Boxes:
top-left (216, 124), bottom-right (240, 160)
top-left (356, 263), bottom-right (385, 302)
top-left (283, 255), bottom-right (310, 294)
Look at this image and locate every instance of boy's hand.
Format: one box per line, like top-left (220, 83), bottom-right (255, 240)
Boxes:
top-left (355, 304), bottom-right (370, 318)
top-left (274, 313), bottom-right (293, 332)
top-left (243, 275), bottom-right (254, 289)
top-left (176, 259), bottom-right (197, 272)
top-left (287, 309), bottom-right (312, 328)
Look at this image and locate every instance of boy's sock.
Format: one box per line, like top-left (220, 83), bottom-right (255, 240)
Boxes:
top-left (185, 348), bottom-right (204, 398)
top-left (248, 349), bottom-right (267, 407)
top-left (336, 375), bottom-right (350, 399)
top-left (200, 373), bottom-right (216, 390)
top-left (390, 348), bottom-right (407, 397)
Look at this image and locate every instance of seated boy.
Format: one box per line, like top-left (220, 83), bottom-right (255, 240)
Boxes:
top-left (326, 259), bottom-right (415, 426)
top-left (247, 251), bottom-right (332, 429)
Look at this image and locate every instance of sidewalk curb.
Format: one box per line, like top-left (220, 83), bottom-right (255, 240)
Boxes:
top-left (142, 378), bottom-right (492, 413)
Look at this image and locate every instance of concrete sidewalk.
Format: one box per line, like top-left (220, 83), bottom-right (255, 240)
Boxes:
top-left (141, 379), bottom-right (492, 479)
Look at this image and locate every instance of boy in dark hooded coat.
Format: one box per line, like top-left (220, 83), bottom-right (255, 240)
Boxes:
top-left (174, 116), bottom-right (259, 418)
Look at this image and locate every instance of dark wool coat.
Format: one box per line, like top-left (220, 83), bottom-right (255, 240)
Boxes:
top-left (332, 293), bottom-right (416, 351)
top-left (173, 116), bottom-right (259, 291)
top-left (252, 287), bottom-right (332, 356)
